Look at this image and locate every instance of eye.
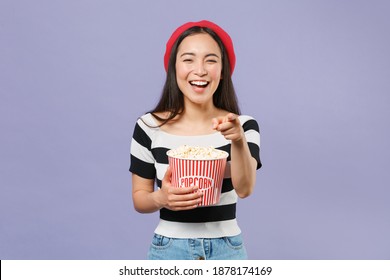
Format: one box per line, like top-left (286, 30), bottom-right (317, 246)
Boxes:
top-left (183, 59), bottom-right (193, 63)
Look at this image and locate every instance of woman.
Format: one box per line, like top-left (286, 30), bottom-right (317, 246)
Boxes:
top-left (130, 20), bottom-right (262, 260)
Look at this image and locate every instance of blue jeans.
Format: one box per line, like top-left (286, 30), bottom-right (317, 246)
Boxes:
top-left (147, 234), bottom-right (248, 260)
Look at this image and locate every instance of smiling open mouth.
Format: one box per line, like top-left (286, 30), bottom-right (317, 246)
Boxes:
top-left (189, 81), bottom-right (209, 88)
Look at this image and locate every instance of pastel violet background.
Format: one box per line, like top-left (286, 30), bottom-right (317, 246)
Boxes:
top-left (1, 0), bottom-right (389, 259)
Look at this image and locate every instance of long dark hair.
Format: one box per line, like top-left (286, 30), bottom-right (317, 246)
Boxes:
top-left (149, 26), bottom-right (240, 126)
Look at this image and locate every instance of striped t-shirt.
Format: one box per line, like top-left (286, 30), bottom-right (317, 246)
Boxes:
top-left (130, 113), bottom-right (261, 238)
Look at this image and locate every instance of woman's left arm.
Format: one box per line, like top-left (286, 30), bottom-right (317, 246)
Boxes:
top-left (212, 113), bottom-right (258, 198)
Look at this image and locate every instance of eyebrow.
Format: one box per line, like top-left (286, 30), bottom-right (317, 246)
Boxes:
top-left (180, 52), bottom-right (220, 58)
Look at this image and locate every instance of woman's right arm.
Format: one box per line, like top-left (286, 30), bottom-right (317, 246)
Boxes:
top-left (132, 167), bottom-right (203, 213)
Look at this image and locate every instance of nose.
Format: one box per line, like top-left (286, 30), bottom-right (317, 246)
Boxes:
top-left (194, 61), bottom-right (207, 76)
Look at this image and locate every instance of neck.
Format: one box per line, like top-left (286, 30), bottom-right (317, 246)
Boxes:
top-left (157, 101), bottom-right (225, 136)
top-left (181, 102), bottom-right (219, 123)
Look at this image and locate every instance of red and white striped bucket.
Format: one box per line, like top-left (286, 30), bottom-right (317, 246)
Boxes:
top-left (167, 151), bottom-right (228, 206)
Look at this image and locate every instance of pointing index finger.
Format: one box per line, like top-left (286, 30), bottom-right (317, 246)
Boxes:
top-left (227, 113), bottom-right (237, 121)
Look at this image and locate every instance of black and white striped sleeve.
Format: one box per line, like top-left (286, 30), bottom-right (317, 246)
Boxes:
top-left (129, 120), bottom-right (156, 179)
top-left (241, 116), bottom-right (262, 169)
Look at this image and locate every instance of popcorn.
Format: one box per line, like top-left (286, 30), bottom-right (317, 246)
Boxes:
top-left (166, 145), bottom-right (228, 160)
top-left (167, 145), bottom-right (228, 206)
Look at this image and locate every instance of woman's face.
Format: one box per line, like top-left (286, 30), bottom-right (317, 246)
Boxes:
top-left (175, 33), bottom-right (222, 108)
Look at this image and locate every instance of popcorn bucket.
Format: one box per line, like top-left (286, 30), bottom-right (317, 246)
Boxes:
top-left (167, 148), bottom-right (228, 206)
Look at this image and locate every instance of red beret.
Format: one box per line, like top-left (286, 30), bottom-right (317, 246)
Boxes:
top-left (164, 20), bottom-right (236, 75)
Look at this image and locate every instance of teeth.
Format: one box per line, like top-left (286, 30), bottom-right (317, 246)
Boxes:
top-left (190, 81), bottom-right (208, 86)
